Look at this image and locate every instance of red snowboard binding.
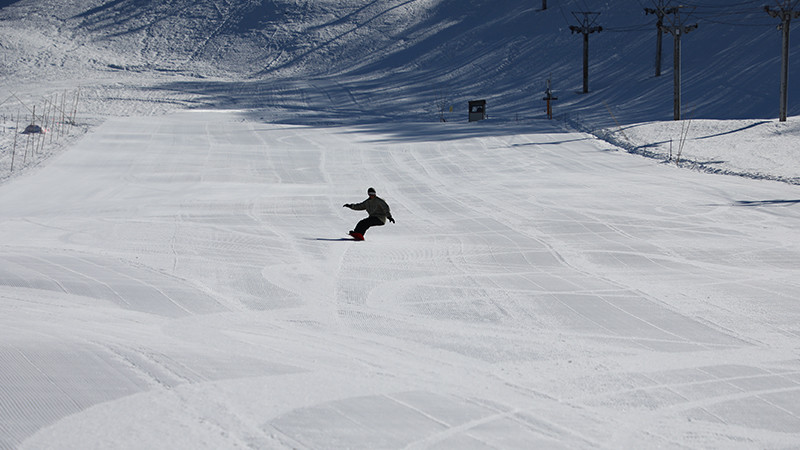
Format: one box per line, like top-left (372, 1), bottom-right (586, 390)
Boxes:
top-left (348, 231), bottom-right (365, 241)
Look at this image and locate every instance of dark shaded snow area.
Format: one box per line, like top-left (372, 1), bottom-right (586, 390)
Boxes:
top-left (2, 0), bottom-right (799, 125)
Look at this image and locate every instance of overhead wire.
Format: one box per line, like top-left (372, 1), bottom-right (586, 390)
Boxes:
top-left (625, 0), bottom-right (779, 31)
top-left (556, 0), bottom-right (787, 34)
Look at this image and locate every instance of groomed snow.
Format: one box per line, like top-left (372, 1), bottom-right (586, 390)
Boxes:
top-left (1, 111), bottom-right (799, 449)
top-left (2, 0), bottom-right (800, 448)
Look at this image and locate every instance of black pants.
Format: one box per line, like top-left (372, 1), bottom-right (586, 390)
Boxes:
top-left (354, 216), bottom-right (385, 235)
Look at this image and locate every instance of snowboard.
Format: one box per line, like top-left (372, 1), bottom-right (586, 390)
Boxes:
top-left (348, 231), bottom-right (365, 241)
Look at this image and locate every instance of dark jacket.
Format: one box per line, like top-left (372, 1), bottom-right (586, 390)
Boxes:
top-left (346, 196), bottom-right (392, 224)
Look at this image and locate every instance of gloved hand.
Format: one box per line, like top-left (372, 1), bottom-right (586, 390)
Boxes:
top-left (343, 204), bottom-right (351, 208)
top-left (388, 216), bottom-right (395, 223)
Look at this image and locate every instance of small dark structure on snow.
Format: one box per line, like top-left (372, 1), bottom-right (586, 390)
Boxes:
top-left (468, 100), bottom-right (486, 122)
top-left (22, 124), bottom-right (43, 134)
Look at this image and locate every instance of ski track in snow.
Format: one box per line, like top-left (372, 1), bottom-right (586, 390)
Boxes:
top-left (0, 110), bottom-right (798, 449)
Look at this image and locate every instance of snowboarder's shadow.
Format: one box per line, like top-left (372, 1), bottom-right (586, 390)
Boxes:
top-left (308, 237), bottom-right (358, 242)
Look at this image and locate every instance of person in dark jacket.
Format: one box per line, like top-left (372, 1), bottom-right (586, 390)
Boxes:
top-left (343, 187), bottom-right (394, 240)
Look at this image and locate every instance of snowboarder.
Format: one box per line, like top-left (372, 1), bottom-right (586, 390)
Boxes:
top-left (343, 187), bottom-right (394, 241)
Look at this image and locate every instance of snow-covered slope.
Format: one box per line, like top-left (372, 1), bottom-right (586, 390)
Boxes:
top-left (1, 110), bottom-right (800, 449)
top-left (4, 0), bottom-right (799, 182)
top-left (2, 0), bottom-right (799, 124)
top-left (1, 1), bottom-right (800, 449)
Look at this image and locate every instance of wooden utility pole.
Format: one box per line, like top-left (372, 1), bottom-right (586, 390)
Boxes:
top-left (644, 0), bottom-right (675, 77)
top-left (661, 7), bottom-right (697, 120)
top-left (765, 2), bottom-right (800, 122)
top-left (542, 76), bottom-right (558, 119)
top-left (569, 12), bottom-right (602, 94)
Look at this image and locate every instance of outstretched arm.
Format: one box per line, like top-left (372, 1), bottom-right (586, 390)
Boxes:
top-left (344, 200), bottom-right (367, 211)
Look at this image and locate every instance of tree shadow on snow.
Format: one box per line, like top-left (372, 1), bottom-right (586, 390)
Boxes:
top-left (149, 76), bottom-right (575, 143)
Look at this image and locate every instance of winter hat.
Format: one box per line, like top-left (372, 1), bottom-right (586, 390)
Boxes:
top-left (367, 187), bottom-right (376, 195)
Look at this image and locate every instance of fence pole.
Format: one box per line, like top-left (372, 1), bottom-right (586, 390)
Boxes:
top-left (37, 101), bottom-right (46, 154)
top-left (49, 95), bottom-right (55, 145)
top-left (11, 112), bottom-right (19, 172)
top-left (70, 88), bottom-right (80, 132)
top-left (60, 90), bottom-right (66, 137)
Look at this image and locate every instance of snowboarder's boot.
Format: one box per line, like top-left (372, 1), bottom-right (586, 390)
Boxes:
top-left (349, 231), bottom-right (365, 241)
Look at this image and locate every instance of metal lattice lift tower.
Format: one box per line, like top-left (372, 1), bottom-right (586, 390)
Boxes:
top-left (765, 1), bottom-right (800, 122)
top-left (569, 12), bottom-right (603, 94)
top-left (645, 0), bottom-right (675, 77)
top-left (661, 6), bottom-right (697, 120)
